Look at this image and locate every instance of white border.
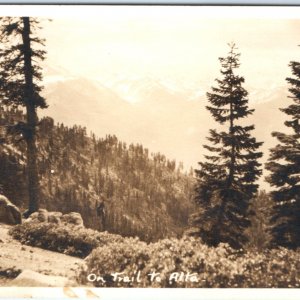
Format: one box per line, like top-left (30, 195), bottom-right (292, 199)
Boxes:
top-left (0, 0), bottom-right (300, 5)
top-left (1, 4), bottom-right (300, 18)
top-left (0, 4), bottom-right (300, 300)
top-left (1, 287), bottom-right (300, 299)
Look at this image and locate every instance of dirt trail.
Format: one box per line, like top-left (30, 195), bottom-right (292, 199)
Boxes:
top-left (0, 223), bottom-right (83, 285)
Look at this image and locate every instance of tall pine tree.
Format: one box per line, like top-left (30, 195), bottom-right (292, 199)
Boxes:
top-left (191, 43), bottom-right (263, 249)
top-left (265, 60), bottom-right (300, 249)
top-left (0, 17), bottom-right (47, 216)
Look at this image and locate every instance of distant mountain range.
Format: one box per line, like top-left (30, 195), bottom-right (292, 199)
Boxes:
top-left (40, 66), bottom-right (291, 190)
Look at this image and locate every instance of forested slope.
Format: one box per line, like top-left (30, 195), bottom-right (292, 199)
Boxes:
top-left (0, 106), bottom-right (195, 241)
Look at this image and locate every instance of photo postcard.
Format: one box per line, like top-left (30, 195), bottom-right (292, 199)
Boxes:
top-left (0, 4), bottom-right (300, 299)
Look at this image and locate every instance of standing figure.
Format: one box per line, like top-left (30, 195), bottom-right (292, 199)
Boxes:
top-left (96, 197), bottom-right (106, 231)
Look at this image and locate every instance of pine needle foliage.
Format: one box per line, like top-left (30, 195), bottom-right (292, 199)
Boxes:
top-left (0, 17), bottom-right (47, 215)
top-left (266, 60), bottom-right (300, 249)
top-left (191, 43), bottom-right (263, 249)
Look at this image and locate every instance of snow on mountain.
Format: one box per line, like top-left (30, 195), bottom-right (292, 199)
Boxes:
top-left (40, 76), bottom-right (133, 138)
top-left (39, 66), bottom-right (291, 191)
top-left (98, 74), bottom-right (207, 104)
top-left (248, 83), bottom-right (288, 104)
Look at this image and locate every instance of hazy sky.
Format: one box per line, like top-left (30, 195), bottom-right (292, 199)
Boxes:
top-left (0, 6), bottom-right (300, 86)
top-left (2, 5), bottom-right (300, 189)
top-left (37, 6), bottom-right (300, 94)
top-left (0, 6), bottom-right (288, 96)
top-left (2, 5), bottom-right (300, 91)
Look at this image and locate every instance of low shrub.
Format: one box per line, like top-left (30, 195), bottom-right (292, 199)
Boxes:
top-left (9, 222), bottom-right (300, 287)
top-left (78, 236), bottom-right (300, 288)
top-left (78, 237), bottom-right (149, 287)
top-left (9, 222), bottom-right (124, 258)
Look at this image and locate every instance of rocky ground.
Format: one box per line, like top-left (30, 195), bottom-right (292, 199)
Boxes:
top-left (0, 223), bottom-right (83, 286)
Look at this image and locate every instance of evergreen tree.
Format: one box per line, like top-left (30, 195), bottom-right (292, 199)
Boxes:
top-left (246, 190), bottom-right (273, 251)
top-left (265, 60), bottom-right (300, 249)
top-left (191, 43), bottom-right (263, 249)
top-left (0, 17), bottom-right (47, 216)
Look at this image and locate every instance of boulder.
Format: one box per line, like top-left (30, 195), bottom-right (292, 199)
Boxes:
top-left (25, 209), bottom-right (50, 223)
top-left (30, 212), bottom-right (39, 219)
top-left (48, 211), bottom-right (63, 218)
top-left (37, 209), bottom-right (48, 222)
top-left (11, 269), bottom-right (73, 287)
top-left (48, 212), bottom-right (62, 224)
top-left (22, 209), bottom-right (84, 228)
top-left (61, 212), bottom-right (84, 227)
top-left (23, 212), bottom-right (39, 224)
top-left (0, 195), bottom-right (22, 225)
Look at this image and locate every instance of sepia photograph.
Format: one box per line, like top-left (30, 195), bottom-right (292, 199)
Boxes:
top-left (0, 4), bottom-right (300, 298)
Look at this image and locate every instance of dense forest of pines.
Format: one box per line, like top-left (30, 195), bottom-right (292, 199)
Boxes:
top-left (0, 17), bottom-right (299, 251)
top-left (0, 105), bottom-right (195, 241)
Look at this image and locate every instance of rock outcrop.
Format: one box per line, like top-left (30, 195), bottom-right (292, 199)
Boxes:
top-left (25, 209), bottom-right (84, 227)
top-left (61, 212), bottom-right (84, 227)
top-left (0, 195), bottom-right (22, 225)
